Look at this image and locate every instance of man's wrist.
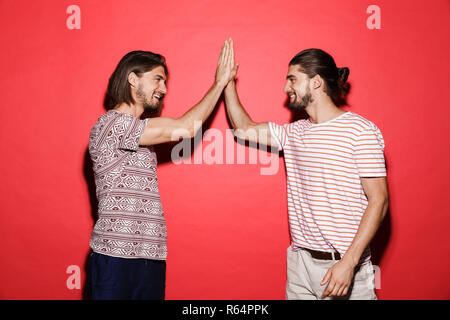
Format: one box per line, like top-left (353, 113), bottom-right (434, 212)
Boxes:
top-left (214, 78), bottom-right (228, 89)
top-left (224, 79), bottom-right (235, 93)
top-left (342, 251), bottom-right (360, 268)
top-left (226, 79), bottom-right (236, 88)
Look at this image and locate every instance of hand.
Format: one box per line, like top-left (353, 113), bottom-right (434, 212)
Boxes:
top-left (215, 38), bottom-right (239, 87)
top-left (229, 38), bottom-right (239, 81)
top-left (320, 258), bottom-right (356, 298)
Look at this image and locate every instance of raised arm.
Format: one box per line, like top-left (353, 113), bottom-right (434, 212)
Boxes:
top-left (223, 41), bottom-right (278, 148)
top-left (140, 38), bottom-right (236, 146)
top-left (224, 81), bottom-right (277, 148)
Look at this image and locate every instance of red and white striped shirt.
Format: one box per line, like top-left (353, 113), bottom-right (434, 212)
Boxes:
top-left (269, 111), bottom-right (386, 265)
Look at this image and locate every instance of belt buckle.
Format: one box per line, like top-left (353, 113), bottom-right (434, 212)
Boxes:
top-left (331, 251), bottom-right (341, 260)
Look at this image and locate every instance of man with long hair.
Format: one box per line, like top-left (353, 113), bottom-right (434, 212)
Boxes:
top-left (86, 39), bottom-right (237, 299)
top-left (225, 42), bottom-right (388, 300)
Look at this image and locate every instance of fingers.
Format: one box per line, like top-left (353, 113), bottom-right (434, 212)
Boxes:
top-left (224, 38), bottom-right (231, 68)
top-left (231, 63), bottom-right (239, 78)
top-left (223, 40), bottom-right (229, 66)
top-left (216, 38), bottom-right (236, 85)
top-left (330, 282), bottom-right (341, 297)
top-left (322, 280), bottom-right (349, 298)
top-left (230, 38), bottom-right (235, 67)
top-left (218, 42), bottom-right (223, 65)
top-left (230, 39), bottom-right (239, 77)
top-left (342, 286), bottom-right (349, 296)
top-left (337, 285), bottom-right (348, 297)
top-left (218, 39), bottom-right (227, 66)
top-left (320, 269), bottom-right (331, 286)
top-left (320, 269), bottom-right (332, 298)
top-left (322, 280), bottom-right (335, 298)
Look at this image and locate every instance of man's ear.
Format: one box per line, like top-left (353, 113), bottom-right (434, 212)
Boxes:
top-left (311, 74), bottom-right (323, 90)
top-left (128, 72), bottom-right (139, 88)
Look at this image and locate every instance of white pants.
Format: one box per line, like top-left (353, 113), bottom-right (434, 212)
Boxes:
top-left (286, 246), bottom-right (377, 300)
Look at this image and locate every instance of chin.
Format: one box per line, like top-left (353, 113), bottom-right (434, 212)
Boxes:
top-left (145, 103), bottom-right (161, 110)
top-left (141, 105), bottom-right (160, 116)
top-left (287, 103), bottom-right (306, 111)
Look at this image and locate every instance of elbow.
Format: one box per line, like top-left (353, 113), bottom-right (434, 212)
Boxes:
top-left (169, 120), bottom-right (196, 141)
top-left (232, 121), bottom-right (256, 140)
top-left (178, 118), bottom-right (197, 139)
top-left (377, 194), bottom-right (389, 221)
top-left (233, 128), bottom-right (245, 140)
top-left (187, 122), bottom-right (200, 139)
top-left (182, 122), bottom-right (195, 139)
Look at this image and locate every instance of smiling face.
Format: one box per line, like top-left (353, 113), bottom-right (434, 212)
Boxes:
top-left (284, 64), bottom-right (313, 110)
top-left (133, 65), bottom-right (167, 111)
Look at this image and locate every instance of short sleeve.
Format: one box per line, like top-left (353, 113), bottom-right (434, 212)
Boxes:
top-left (354, 124), bottom-right (387, 177)
top-left (268, 122), bottom-right (288, 151)
top-left (116, 115), bottom-right (149, 151)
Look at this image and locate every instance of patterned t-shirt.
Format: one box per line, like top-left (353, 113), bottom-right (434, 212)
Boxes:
top-left (88, 110), bottom-right (167, 260)
top-left (269, 111), bottom-right (386, 265)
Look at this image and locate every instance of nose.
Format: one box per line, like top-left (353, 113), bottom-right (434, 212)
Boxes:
top-left (283, 81), bottom-right (290, 94)
top-left (159, 81), bottom-right (167, 94)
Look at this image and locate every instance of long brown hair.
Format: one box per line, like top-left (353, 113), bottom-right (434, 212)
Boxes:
top-left (106, 51), bottom-right (168, 110)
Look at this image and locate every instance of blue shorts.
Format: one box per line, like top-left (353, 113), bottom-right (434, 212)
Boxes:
top-left (86, 251), bottom-right (166, 300)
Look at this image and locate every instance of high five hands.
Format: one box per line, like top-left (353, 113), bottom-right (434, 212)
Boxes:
top-left (215, 38), bottom-right (239, 87)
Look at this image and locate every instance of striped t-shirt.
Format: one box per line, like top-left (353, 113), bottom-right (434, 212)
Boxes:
top-left (269, 111), bottom-right (386, 265)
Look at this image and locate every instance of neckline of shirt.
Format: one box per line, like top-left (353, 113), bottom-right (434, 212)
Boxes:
top-left (307, 111), bottom-right (351, 127)
top-left (108, 109), bottom-right (136, 118)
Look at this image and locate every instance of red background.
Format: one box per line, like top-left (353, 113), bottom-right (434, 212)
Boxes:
top-left (0, 0), bottom-right (449, 300)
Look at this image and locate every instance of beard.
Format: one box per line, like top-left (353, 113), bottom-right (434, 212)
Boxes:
top-left (287, 88), bottom-right (313, 111)
top-left (137, 85), bottom-right (163, 113)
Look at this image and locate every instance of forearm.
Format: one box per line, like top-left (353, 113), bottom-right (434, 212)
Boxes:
top-left (343, 198), bottom-right (389, 267)
top-left (224, 81), bottom-right (255, 130)
top-left (140, 82), bottom-right (223, 145)
top-left (179, 81), bottom-right (225, 134)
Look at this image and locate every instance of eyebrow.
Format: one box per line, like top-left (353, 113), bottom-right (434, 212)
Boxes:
top-left (155, 74), bottom-right (166, 80)
top-left (286, 75), bottom-right (296, 80)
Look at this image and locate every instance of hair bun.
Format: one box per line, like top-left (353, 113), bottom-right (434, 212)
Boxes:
top-left (337, 67), bottom-right (350, 83)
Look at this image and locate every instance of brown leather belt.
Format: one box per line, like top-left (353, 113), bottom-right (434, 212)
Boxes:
top-left (303, 248), bottom-right (341, 260)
